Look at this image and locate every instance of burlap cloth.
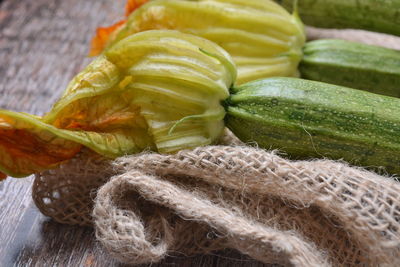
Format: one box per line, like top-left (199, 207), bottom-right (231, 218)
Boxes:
top-left (32, 29), bottom-right (400, 266)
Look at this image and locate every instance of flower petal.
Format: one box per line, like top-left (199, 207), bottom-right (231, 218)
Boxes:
top-left (89, 20), bottom-right (126, 57)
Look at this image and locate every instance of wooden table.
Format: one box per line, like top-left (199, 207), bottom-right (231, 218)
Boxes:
top-left (0, 0), bottom-right (267, 266)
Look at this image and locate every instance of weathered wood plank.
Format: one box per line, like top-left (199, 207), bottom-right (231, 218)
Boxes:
top-left (0, 0), bottom-right (266, 266)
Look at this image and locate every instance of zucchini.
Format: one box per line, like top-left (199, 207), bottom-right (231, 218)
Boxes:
top-left (277, 0), bottom-right (400, 36)
top-left (0, 30), bottom-right (236, 177)
top-left (226, 77), bottom-right (400, 174)
top-left (299, 39), bottom-right (400, 97)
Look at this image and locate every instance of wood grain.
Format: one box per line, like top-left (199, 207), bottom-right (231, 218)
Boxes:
top-left (0, 0), bottom-right (267, 266)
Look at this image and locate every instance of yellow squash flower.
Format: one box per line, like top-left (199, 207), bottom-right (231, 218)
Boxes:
top-left (91, 0), bottom-right (305, 85)
top-left (0, 30), bottom-right (235, 178)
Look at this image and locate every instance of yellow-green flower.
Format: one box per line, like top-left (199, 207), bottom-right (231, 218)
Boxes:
top-left (91, 0), bottom-right (305, 85)
top-left (0, 30), bottom-right (235, 178)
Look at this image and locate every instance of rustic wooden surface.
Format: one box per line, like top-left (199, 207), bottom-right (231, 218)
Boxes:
top-left (0, 0), bottom-right (267, 266)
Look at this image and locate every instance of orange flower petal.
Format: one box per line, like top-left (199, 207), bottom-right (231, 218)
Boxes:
top-left (89, 0), bottom-right (149, 57)
top-left (125, 0), bottom-right (150, 16)
top-left (89, 20), bottom-right (126, 57)
top-left (0, 112), bottom-right (83, 178)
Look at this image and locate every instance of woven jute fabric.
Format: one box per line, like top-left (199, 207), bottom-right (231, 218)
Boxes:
top-left (33, 130), bottom-right (400, 266)
top-left (33, 150), bottom-right (117, 226)
top-left (92, 144), bottom-right (400, 266)
top-left (32, 30), bottom-right (400, 266)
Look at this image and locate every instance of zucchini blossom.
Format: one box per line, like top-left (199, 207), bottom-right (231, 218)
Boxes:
top-left (91, 0), bottom-right (305, 85)
top-left (0, 30), bottom-right (235, 178)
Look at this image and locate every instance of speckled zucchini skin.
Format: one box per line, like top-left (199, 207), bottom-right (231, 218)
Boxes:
top-left (278, 0), bottom-right (400, 36)
top-left (226, 77), bottom-right (400, 174)
top-left (300, 39), bottom-right (400, 97)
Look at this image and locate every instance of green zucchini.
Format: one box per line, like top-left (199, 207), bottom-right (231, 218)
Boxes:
top-left (277, 0), bottom-right (400, 36)
top-left (226, 77), bottom-right (400, 174)
top-left (299, 39), bottom-right (400, 97)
